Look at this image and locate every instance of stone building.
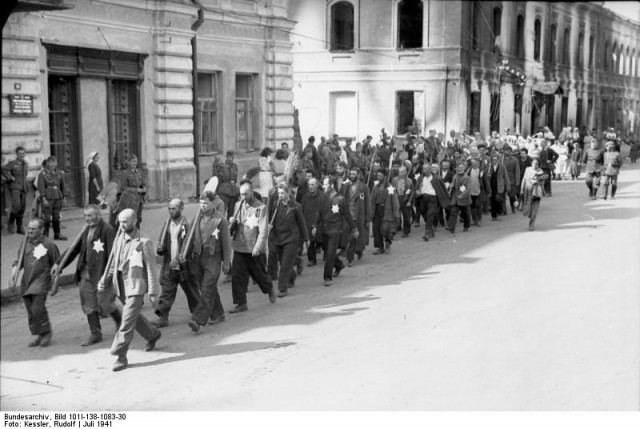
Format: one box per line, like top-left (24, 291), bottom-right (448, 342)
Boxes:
top-left (288, 0), bottom-right (640, 143)
top-left (2, 0), bottom-right (294, 206)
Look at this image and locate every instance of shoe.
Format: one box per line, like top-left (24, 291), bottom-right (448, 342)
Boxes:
top-left (334, 266), bottom-right (343, 278)
top-left (307, 261), bottom-right (316, 267)
top-left (463, 228), bottom-right (469, 232)
top-left (373, 248), bottom-right (384, 255)
top-left (81, 333), bottom-right (102, 347)
top-left (413, 223), bottom-right (420, 228)
top-left (602, 196), bottom-right (607, 200)
top-left (422, 235), bottom-right (429, 241)
top-left (209, 315), bottom-right (225, 325)
top-left (113, 356), bottom-right (128, 372)
top-left (28, 336), bottom-right (41, 347)
top-left (268, 286), bottom-right (277, 303)
top-left (611, 196), bottom-right (616, 200)
top-left (476, 221), bottom-right (481, 227)
top-left (401, 233), bottom-right (409, 238)
top-left (324, 278), bottom-right (333, 287)
top-left (444, 226), bottom-right (454, 233)
top-left (384, 242), bottom-right (391, 252)
top-left (491, 217), bottom-right (499, 221)
top-left (277, 291), bottom-right (288, 298)
top-left (356, 252), bottom-right (363, 260)
top-left (39, 331), bottom-right (52, 347)
top-left (347, 260), bottom-right (353, 267)
top-left (296, 263), bottom-right (303, 276)
top-left (188, 321), bottom-right (200, 333)
top-left (145, 331), bottom-right (161, 351)
top-left (54, 235), bottom-right (68, 241)
top-left (229, 303), bottom-right (248, 313)
top-left (222, 274), bottom-right (232, 284)
top-left (151, 317), bottom-right (169, 328)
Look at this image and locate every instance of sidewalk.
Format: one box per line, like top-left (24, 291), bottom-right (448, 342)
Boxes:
top-left (1, 202), bottom-right (200, 301)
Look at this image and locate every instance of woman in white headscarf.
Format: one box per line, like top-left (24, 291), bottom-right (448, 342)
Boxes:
top-left (86, 151), bottom-right (103, 205)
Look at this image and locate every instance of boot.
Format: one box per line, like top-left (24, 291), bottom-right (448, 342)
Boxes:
top-left (111, 309), bottom-right (122, 330)
top-left (43, 221), bottom-right (50, 237)
top-left (15, 216), bottom-right (25, 234)
top-left (53, 220), bottom-right (67, 240)
top-left (7, 213), bottom-right (15, 233)
top-left (82, 313), bottom-right (102, 346)
top-left (611, 185), bottom-right (617, 199)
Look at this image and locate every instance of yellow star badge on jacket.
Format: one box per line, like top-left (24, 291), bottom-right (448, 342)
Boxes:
top-left (212, 228), bottom-right (219, 239)
top-left (245, 213), bottom-right (260, 229)
top-left (93, 239), bottom-right (105, 253)
top-left (387, 185), bottom-right (396, 194)
top-left (130, 243), bottom-right (144, 269)
top-left (459, 185), bottom-right (466, 192)
top-left (331, 204), bottom-right (340, 214)
top-left (33, 243), bottom-right (47, 260)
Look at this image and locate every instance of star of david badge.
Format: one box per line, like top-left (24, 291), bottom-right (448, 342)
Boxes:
top-left (130, 244), bottom-right (144, 269)
top-left (331, 204), bottom-right (340, 214)
top-left (212, 228), bottom-right (220, 239)
top-left (93, 239), bottom-right (105, 253)
top-left (33, 243), bottom-right (47, 260)
top-left (387, 185), bottom-right (396, 194)
top-left (245, 213), bottom-right (260, 229)
top-left (459, 185), bottom-right (466, 192)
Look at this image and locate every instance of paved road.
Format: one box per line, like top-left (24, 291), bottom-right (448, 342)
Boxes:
top-left (1, 165), bottom-right (639, 411)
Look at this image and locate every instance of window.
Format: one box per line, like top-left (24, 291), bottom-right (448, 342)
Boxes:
top-left (588, 35), bottom-right (594, 67)
top-left (533, 19), bottom-right (541, 61)
top-left (330, 1), bottom-right (354, 51)
top-left (563, 28), bottom-right (570, 65)
top-left (472, 2), bottom-right (481, 50)
top-left (109, 80), bottom-right (139, 172)
top-left (577, 32), bottom-right (584, 68)
top-left (492, 7), bottom-right (502, 54)
top-left (197, 72), bottom-right (219, 154)
top-left (330, 91), bottom-right (357, 139)
top-left (603, 41), bottom-right (610, 71)
top-left (515, 15), bottom-right (524, 59)
top-left (549, 24), bottom-right (557, 63)
top-left (395, 91), bottom-right (424, 134)
top-left (235, 74), bottom-right (256, 151)
top-left (397, 0), bottom-right (423, 49)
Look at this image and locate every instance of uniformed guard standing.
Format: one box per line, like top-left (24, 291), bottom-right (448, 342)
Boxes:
top-left (581, 139), bottom-right (605, 200)
top-left (37, 156), bottom-right (67, 240)
top-left (2, 146), bottom-right (29, 234)
top-left (602, 141), bottom-right (623, 200)
top-left (122, 155), bottom-right (147, 229)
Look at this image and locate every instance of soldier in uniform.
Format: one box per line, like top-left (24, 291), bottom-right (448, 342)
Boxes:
top-left (122, 155), bottom-right (147, 229)
top-left (581, 139), bottom-right (605, 199)
top-left (11, 218), bottom-right (60, 347)
top-left (228, 180), bottom-right (276, 313)
top-left (37, 156), bottom-right (67, 240)
top-left (51, 205), bottom-right (121, 346)
top-left (212, 150), bottom-right (240, 219)
top-left (2, 146), bottom-right (29, 234)
top-left (601, 141), bottom-right (623, 200)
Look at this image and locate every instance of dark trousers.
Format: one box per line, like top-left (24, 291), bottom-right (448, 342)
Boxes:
top-left (470, 195), bottom-right (482, 223)
top-left (447, 204), bottom-right (471, 231)
top-left (417, 195), bottom-right (438, 237)
top-left (23, 293), bottom-right (50, 336)
top-left (490, 192), bottom-right (504, 219)
top-left (111, 276), bottom-right (159, 358)
top-left (399, 201), bottom-right (412, 235)
top-left (192, 253), bottom-right (223, 325)
top-left (79, 276), bottom-right (119, 333)
top-left (507, 185), bottom-right (518, 212)
top-left (323, 232), bottom-right (344, 281)
top-left (268, 241), bottom-right (298, 293)
top-left (220, 194), bottom-right (238, 219)
top-left (307, 240), bottom-right (320, 264)
top-left (231, 251), bottom-right (272, 306)
top-left (585, 171), bottom-right (601, 196)
top-left (10, 189), bottom-right (26, 216)
top-left (371, 205), bottom-right (394, 249)
top-left (42, 199), bottom-right (62, 222)
top-left (542, 168), bottom-right (552, 195)
top-left (157, 269), bottom-right (201, 321)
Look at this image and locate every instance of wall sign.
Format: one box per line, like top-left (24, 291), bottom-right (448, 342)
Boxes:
top-left (9, 94), bottom-right (34, 115)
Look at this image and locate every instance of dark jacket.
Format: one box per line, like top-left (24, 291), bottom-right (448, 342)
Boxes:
top-left (318, 191), bottom-right (354, 235)
top-left (16, 236), bottom-right (60, 295)
top-left (487, 163), bottom-right (511, 194)
top-left (415, 173), bottom-right (451, 208)
top-left (268, 199), bottom-right (310, 246)
top-left (301, 190), bottom-right (329, 242)
top-left (2, 158), bottom-right (29, 192)
top-left (538, 147), bottom-right (559, 171)
top-left (60, 218), bottom-right (116, 285)
top-left (449, 173), bottom-right (472, 206)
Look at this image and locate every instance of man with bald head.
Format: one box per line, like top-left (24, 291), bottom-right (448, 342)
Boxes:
top-left (99, 208), bottom-right (161, 371)
top-left (151, 199), bottom-right (201, 328)
top-left (52, 204), bottom-right (121, 346)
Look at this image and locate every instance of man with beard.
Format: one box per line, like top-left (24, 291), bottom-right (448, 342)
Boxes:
top-left (391, 165), bottom-right (414, 238)
top-left (370, 169), bottom-right (400, 254)
top-left (267, 183), bottom-right (309, 297)
top-left (414, 163), bottom-right (450, 241)
top-left (151, 199), bottom-right (202, 328)
top-left (346, 167), bottom-right (371, 266)
top-left (318, 176), bottom-right (355, 286)
top-left (301, 177), bottom-right (327, 267)
top-left (228, 181), bottom-right (276, 313)
top-left (98, 209), bottom-right (161, 371)
top-left (11, 218), bottom-right (60, 347)
top-left (52, 205), bottom-right (121, 346)
top-left (187, 192), bottom-right (232, 332)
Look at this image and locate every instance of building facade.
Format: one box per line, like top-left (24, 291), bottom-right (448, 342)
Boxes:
top-left (2, 0), bottom-right (295, 206)
top-left (288, 0), bottom-right (640, 143)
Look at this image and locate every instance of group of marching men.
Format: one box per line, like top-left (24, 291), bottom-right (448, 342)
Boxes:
top-left (9, 125), bottom-right (628, 372)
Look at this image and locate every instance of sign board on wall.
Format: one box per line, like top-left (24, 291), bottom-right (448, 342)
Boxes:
top-left (9, 94), bottom-right (34, 115)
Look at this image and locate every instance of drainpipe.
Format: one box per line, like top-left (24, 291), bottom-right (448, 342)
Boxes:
top-left (191, 0), bottom-right (205, 195)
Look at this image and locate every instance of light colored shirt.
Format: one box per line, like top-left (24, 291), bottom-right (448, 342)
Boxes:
top-left (169, 219), bottom-right (181, 264)
top-left (468, 168), bottom-right (481, 196)
top-left (420, 175), bottom-right (436, 196)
